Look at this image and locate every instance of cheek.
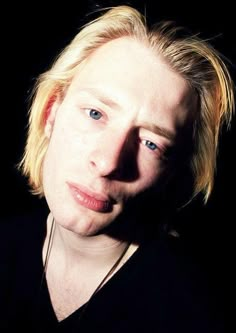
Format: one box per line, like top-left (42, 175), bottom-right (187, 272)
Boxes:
top-left (56, 111), bottom-right (93, 151)
top-left (136, 156), bottom-right (164, 192)
top-left (43, 122), bottom-right (94, 185)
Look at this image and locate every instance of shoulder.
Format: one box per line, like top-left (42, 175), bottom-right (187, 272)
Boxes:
top-left (0, 206), bottom-right (49, 330)
top-left (138, 235), bottom-right (204, 280)
top-left (0, 206), bottom-right (48, 234)
top-left (0, 205), bottom-right (49, 258)
top-left (132, 236), bottom-right (224, 332)
top-left (140, 236), bottom-right (212, 304)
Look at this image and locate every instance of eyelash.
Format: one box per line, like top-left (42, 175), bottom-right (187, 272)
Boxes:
top-left (85, 108), bottom-right (163, 155)
top-left (141, 139), bottom-right (158, 151)
top-left (86, 108), bottom-right (103, 120)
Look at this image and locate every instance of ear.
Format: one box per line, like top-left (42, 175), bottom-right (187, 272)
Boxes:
top-left (44, 96), bottom-right (61, 138)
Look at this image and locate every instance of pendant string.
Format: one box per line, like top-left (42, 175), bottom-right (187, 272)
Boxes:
top-left (40, 217), bottom-right (55, 289)
top-left (77, 239), bottom-right (131, 325)
top-left (40, 216), bottom-right (131, 326)
top-left (87, 240), bottom-right (131, 298)
top-left (36, 217), bottom-right (56, 326)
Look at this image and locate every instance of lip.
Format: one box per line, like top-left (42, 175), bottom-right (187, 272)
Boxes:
top-left (66, 181), bottom-right (112, 213)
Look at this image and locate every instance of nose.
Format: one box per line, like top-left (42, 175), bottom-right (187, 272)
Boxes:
top-left (89, 129), bottom-right (136, 179)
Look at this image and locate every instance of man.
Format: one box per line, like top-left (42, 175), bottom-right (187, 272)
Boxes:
top-left (1, 5), bottom-right (233, 332)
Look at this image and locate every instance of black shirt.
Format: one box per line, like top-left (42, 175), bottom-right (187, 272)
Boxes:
top-left (0, 210), bottom-right (223, 332)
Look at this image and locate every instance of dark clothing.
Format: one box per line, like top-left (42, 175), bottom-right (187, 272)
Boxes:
top-left (0, 210), bottom-right (223, 332)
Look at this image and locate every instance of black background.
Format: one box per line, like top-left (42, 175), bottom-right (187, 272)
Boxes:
top-left (1, 0), bottom-right (235, 308)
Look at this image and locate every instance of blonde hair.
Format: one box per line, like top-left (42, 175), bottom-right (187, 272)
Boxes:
top-left (20, 5), bottom-right (234, 203)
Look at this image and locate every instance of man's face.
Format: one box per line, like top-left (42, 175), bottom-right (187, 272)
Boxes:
top-left (43, 37), bottom-right (196, 236)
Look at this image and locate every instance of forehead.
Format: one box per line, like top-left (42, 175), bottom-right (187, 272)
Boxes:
top-left (67, 37), bottom-right (196, 128)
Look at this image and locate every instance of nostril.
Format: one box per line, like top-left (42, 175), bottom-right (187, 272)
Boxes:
top-left (89, 160), bottom-right (96, 168)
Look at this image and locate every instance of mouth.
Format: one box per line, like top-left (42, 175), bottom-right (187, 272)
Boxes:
top-left (66, 181), bottom-right (113, 213)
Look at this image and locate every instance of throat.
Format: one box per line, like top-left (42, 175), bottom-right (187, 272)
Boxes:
top-left (46, 273), bottom-right (91, 321)
top-left (44, 240), bottom-right (138, 321)
top-left (42, 215), bottom-right (139, 321)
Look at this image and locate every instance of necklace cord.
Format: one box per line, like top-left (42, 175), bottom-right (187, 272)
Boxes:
top-left (40, 217), bottom-right (55, 288)
top-left (91, 240), bottom-right (131, 296)
top-left (40, 217), bottom-right (131, 326)
top-left (77, 239), bottom-right (131, 325)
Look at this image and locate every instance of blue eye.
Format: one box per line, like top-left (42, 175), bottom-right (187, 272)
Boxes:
top-left (89, 109), bottom-right (102, 120)
top-left (144, 140), bottom-right (158, 151)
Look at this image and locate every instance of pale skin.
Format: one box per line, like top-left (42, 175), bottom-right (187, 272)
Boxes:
top-left (42, 36), bottom-right (197, 320)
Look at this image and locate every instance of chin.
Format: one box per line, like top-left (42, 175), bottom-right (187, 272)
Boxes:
top-left (75, 221), bottom-right (100, 236)
top-left (63, 216), bottom-right (109, 237)
top-left (53, 202), bottom-right (119, 236)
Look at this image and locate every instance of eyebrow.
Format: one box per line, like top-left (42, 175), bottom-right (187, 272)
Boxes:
top-left (78, 87), bottom-right (176, 141)
top-left (142, 122), bottom-right (176, 141)
top-left (78, 87), bottom-right (122, 110)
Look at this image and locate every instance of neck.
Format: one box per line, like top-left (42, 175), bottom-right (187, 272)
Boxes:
top-left (43, 214), bottom-right (136, 273)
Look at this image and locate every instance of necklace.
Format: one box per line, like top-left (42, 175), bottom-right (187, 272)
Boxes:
top-left (42, 217), bottom-right (131, 324)
top-left (40, 216), bottom-right (55, 288)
